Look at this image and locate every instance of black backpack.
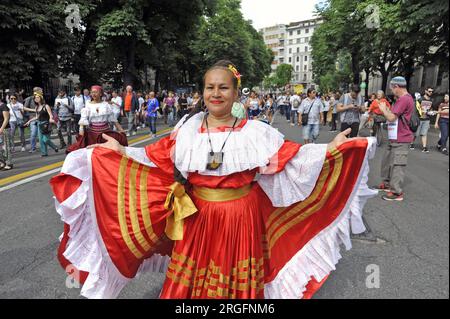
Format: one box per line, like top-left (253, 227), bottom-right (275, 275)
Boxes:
top-left (400, 97), bottom-right (420, 133)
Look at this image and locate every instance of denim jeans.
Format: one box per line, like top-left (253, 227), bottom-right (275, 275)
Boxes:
top-left (302, 124), bottom-right (320, 142)
top-left (147, 117), bottom-right (157, 134)
top-left (285, 105), bottom-right (291, 121)
top-left (10, 121), bottom-right (26, 148)
top-left (439, 118), bottom-right (449, 149)
top-left (29, 120), bottom-right (38, 150)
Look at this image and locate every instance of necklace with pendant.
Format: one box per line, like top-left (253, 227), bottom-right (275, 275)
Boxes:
top-left (205, 114), bottom-right (238, 170)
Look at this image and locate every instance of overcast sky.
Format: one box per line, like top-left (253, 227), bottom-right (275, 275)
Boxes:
top-left (240, 0), bottom-right (322, 30)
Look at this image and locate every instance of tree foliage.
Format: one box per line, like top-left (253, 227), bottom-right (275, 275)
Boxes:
top-left (311, 0), bottom-right (449, 92)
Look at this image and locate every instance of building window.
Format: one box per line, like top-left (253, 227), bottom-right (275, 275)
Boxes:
top-left (289, 39), bottom-right (293, 45)
top-left (280, 58), bottom-right (284, 63)
top-left (289, 57), bottom-right (292, 63)
top-left (305, 37), bottom-right (309, 43)
top-left (297, 30), bottom-right (301, 35)
top-left (304, 65), bottom-right (307, 71)
top-left (304, 56), bottom-right (308, 61)
top-left (289, 31), bottom-right (293, 36)
top-left (296, 75), bottom-right (299, 81)
top-left (305, 46), bottom-right (308, 52)
top-left (289, 48), bottom-right (292, 54)
top-left (297, 38), bottom-right (301, 44)
top-left (305, 28), bottom-right (309, 33)
top-left (296, 66), bottom-right (299, 72)
top-left (297, 56), bottom-right (300, 62)
top-left (297, 47), bottom-right (300, 53)
top-left (304, 74), bottom-right (307, 81)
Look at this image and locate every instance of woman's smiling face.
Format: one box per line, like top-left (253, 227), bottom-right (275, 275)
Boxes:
top-left (203, 69), bottom-right (237, 118)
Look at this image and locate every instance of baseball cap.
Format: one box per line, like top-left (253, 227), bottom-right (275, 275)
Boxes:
top-left (390, 76), bottom-right (407, 87)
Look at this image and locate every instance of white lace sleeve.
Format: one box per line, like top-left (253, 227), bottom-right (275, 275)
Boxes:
top-left (125, 147), bottom-right (156, 167)
top-left (79, 107), bottom-right (90, 126)
top-left (258, 144), bottom-right (328, 207)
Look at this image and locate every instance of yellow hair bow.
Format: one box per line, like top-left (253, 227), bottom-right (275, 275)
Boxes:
top-left (228, 65), bottom-right (242, 88)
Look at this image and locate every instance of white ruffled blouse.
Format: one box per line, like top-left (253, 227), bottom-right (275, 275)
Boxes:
top-left (79, 101), bottom-right (117, 126)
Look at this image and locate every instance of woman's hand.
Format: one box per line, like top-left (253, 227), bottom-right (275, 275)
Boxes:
top-left (87, 134), bottom-right (125, 154)
top-left (435, 122), bottom-right (439, 129)
top-left (327, 128), bottom-right (355, 152)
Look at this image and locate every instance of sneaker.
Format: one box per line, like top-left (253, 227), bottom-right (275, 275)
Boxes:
top-left (29, 149), bottom-right (36, 153)
top-left (290, 123), bottom-right (295, 126)
top-left (422, 147), bottom-right (429, 153)
top-left (21, 147), bottom-right (26, 152)
top-left (126, 133), bottom-right (130, 137)
top-left (382, 192), bottom-right (404, 201)
top-left (374, 182), bottom-right (391, 192)
top-left (41, 154), bottom-right (48, 157)
top-left (409, 144), bottom-right (415, 150)
top-left (437, 144), bottom-right (442, 151)
top-left (132, 131), bottom-right (137, 136)
top-left (442, 148), bottom-right (448, 155)
top-left (54, 148), bottom-right (59, 153)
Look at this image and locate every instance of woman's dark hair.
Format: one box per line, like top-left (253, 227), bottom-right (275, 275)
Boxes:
top-left (203, 60), bottom-right (239, 90)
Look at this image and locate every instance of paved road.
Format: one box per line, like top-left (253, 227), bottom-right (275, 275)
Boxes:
top-left (0, 113), bottom-right (448, 299)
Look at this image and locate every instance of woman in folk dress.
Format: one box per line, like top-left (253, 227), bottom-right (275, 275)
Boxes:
top-left (50, 60), bottom-right (377, 299)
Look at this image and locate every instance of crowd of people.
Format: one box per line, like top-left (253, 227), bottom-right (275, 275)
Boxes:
top-left (0, 82), bottom-right (448, 173)
top-left (0, 86), bottom-right (207, 170)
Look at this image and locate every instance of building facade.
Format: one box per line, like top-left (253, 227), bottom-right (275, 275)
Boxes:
top-left (260, 18), bottom-right (323, 91)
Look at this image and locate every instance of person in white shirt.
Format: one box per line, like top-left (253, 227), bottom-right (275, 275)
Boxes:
top-left (136, 92), bottom-right (146, 128)
top-left (7, 93), bottom-right (26, 152)
top-left (289, 93), bottom-right (302, 126)
top-left (71, 87), bottom-right (86, 135)
top-left (297, 88), bottom-right (324, 144)
top-left (110, 91), bottom-right (123, 126)
top-left (83, 89), bottom-right (92, 103)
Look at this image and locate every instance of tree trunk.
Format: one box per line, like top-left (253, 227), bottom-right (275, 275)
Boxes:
top-left (364, 67), bottom-right (370, 99)
top-left (381, 70), bottom-right (389, 94)
top-left (123, 38), bottom-right (137, 87)
top-left (351, 50), bottom-right (360, 84)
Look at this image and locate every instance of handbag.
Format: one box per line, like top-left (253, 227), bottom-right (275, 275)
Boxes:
top-left (10, 106), bottom-right (25, 128)
top-left (38, 121), bottom-right (52, 135)
top-left (301, 101), bottom-right (315, 126)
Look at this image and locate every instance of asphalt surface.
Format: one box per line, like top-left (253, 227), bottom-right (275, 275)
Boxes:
top-left (0, 113), bottom-right (448, 299)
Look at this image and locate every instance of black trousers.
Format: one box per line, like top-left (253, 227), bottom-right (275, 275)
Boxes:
top-left (340, 122), bottom-right (360, 138)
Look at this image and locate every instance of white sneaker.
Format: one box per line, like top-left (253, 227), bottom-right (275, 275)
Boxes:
top-left (21, 147), bottom-right (26, 152)
top-left (132, 131), bottom-right (137, 136)
top-left (126, 133), bottom-right (130, 137)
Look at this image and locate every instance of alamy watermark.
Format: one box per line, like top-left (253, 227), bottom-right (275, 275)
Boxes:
top-left (364, 4), bottom-right (380, 30)
top-left (65, 4), bottom-right (82, 30)
top-left (365, 264), bottom-right (380, 289)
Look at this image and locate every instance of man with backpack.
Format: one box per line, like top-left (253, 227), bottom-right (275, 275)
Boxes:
top-left (376, 76), bottom-right (416, 202)
top-left (54, 88), bottom-right (74, 149)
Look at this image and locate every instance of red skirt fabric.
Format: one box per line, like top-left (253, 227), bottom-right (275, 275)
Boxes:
top-left (160, 183), bottom-right (271, 299)
top-left (66, 130), bottom-right (128, 154)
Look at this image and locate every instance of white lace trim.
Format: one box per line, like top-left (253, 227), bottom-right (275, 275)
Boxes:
top-left (173, 112), bottom-right (285, 177)
top-left (258, 143), bottom-right (328, 207)
top-left (264, 137), bottom-right (378, 299)
top-left (55, 148), bottom-right (169, 299)
top-left (125, 147), bottom-right (156, 167)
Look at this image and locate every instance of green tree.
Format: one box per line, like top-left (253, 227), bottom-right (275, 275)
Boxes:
top-left (272, 64), bottom-right (294, 87)
top-left (0, 0), bottom-right (76, 89)
top-left (191, 0), bottom-right (272, 89)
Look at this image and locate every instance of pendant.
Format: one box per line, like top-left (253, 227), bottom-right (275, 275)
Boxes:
top-left (206, 151), bottom-right (224, 170)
